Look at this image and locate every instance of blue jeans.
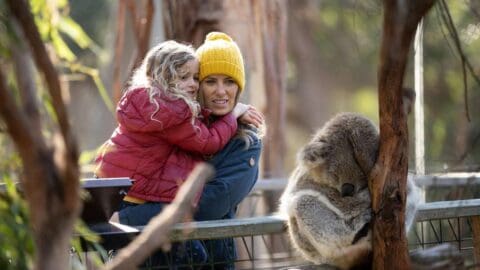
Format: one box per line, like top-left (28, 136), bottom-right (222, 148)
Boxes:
top-left (118, 201), bottom-right (208, 269)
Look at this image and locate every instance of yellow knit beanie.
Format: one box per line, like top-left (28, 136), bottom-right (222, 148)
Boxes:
top-left (196, 32), bottom-right (245, 91)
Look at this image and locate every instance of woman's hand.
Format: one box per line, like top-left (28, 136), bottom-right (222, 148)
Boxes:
top-left (238, 105), bottom-right (264, 128)
top-left (232, 103), bottom-right (250, 118)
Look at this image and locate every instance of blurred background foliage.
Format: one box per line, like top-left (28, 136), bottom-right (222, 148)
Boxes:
top-left (285, 0), bottom-right (480, 174)
top-left (0, 177), bottom-right (33, 270)
top-left (2, 0), bottom-right (474, 177)
top-left (421, 2), bottom-right (480, 172)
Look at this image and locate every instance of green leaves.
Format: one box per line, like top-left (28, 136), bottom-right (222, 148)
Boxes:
top-left (0, 176), bottom-right (108, 269)
top-left (59, 16), bottom-right (93, 49)
top-left (31, 0), bottom-right (95, 61)
top-left (0, 177), bottom-right (34, 270)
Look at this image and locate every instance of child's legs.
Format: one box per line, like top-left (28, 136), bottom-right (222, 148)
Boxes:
top-left (116, 201), bottom-right (208, 269)
top-left (117, 201), bottom-right (164, 226)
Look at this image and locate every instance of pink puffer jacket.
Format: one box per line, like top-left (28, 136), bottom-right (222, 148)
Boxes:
top-left (94, 87), bottom-right (237, 203)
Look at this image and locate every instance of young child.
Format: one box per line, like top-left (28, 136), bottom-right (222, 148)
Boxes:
top-left (95, 40), bottom-right (248, 209)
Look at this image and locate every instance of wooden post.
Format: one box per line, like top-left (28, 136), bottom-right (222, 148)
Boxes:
top-left (472, 216), bottom-right (480, 267)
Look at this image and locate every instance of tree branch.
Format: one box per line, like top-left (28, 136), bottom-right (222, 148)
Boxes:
top-left (7, 0), bottom-right (80, 205)
top-left (104, 163), bottom-right (215, 270)
top-left (0, 68), bottom-right (39, 163)
top-left (7, 0), bottom-right (77, 155)
top-left (11, 19), bottom-right (42, 133)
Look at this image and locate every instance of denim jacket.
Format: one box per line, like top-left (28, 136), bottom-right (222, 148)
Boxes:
top-left (195, 130), bottom-right (262, 221)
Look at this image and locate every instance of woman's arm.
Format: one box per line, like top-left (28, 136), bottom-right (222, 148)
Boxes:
top-left (194, 134), bottom-right (262, 221)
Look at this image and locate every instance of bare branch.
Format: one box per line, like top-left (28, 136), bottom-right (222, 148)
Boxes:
top-left (104, 163), bottom-right (215, 270)
top-left (11, 19), bottom-right (42, 132)
top-left (0, 67), bottom-right (39, 163)
top-left (437, 0), bottom-right (480, 122)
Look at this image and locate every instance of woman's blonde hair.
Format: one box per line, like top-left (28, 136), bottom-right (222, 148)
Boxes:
top-left (129, 40), bottom-right (200, 125)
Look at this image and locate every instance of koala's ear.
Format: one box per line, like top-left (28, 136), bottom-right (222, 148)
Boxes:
top-left (298, 141), bottom-right (329, 169)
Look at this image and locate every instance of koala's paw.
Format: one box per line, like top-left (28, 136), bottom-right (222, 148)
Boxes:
top-left (352, 220), bottom-right (371, 245)
top-left (357, 189), bottom-right (372, 208)
top-left (299, 141), bottom-right (332, 168)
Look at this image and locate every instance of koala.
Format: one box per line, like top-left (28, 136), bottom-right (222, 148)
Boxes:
top-left (279, 112), bottom-right (420, 269)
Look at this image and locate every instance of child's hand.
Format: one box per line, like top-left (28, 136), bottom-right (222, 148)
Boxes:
top-left (239, 106), bottom-right (264, 128)
top-left (232, 103), bottom-right (250, 118)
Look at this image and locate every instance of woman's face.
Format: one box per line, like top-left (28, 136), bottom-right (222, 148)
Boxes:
top-left (199, 74), bottom-right (239, 116)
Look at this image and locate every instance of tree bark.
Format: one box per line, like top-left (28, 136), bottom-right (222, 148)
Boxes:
top-left (370, 1), bottom-right (436, 269)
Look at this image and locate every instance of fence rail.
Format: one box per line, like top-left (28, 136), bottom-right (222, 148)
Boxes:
top-left (3, 174), bottom-right (480, 268)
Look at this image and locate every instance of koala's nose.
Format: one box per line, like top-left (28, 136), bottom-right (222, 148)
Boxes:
top-left (341, 183), bottom-right (355, 197)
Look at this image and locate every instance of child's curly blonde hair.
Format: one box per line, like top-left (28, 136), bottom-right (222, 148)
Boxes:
top-left (129, 40), bottom-right (200, 125)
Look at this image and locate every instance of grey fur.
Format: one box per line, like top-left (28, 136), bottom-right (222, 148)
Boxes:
top-left (279, 112), bottom-right (420, 269)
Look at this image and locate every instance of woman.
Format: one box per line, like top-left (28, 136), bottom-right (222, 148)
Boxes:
top-left (107, 32), bottom-right (263, 268)
top-left (194, 32), bottom-right (265, 269)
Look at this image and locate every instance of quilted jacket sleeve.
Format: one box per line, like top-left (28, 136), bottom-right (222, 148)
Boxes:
top-left (160, 111), bottom-right (238, 155)
top-left (117, 88), bottom-right (238, 155)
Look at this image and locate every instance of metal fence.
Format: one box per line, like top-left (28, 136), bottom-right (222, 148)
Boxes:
top-left (73, 175), bottom-right (480, 269)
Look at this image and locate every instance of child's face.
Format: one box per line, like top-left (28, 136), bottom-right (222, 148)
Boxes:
top-left (177, 59), bottom-right (199, 100)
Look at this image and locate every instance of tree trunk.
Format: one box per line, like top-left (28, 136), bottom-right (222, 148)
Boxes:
top-left (162, 0), bottom-right (223, 46)
top-left (370, 1), bottom-right (436, 269)
top-left (4, 1), bottom-right (81, 269)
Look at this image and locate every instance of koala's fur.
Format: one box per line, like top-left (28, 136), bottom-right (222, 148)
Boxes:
top-left (279, 112), bottom-right (420, 269)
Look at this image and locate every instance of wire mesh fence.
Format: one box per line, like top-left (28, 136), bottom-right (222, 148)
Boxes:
top-left (130, 217), bottom-right (480, 269)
